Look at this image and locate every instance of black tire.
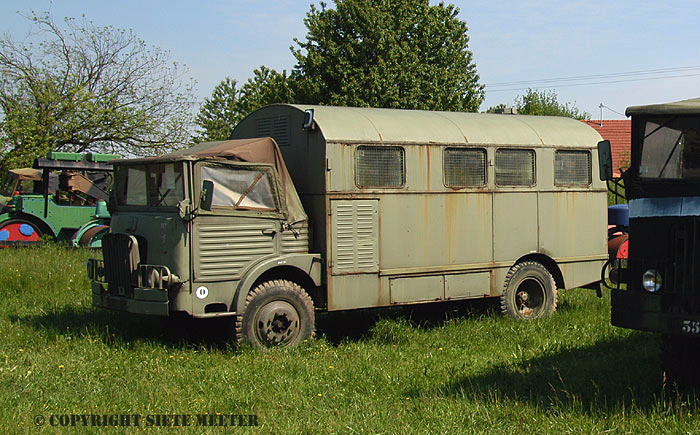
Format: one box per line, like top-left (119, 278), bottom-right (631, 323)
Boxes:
top-left (236, 279), bottom-right (315, 350)
top-left (500, 261), bottom-right (557, 320)
top-left (661, 334), bottom-right (700, 393)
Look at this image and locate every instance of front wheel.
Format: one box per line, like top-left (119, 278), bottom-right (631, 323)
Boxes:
top-left (501, 261), bottom-right (557, 320)
top-left (236, 279), bottom-right (315, 350)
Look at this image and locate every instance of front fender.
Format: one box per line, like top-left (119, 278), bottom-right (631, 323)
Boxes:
top-left (233, 253), bottom-right (322, 314)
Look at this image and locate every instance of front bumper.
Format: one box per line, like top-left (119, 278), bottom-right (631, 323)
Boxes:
top-left (612, 289), bottom-right (700, 337)
top-left (92, 281), bottom-right (169, 316)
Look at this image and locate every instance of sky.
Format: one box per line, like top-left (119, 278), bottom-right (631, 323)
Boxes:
top-left (1, 0), bottom-right (699, 120)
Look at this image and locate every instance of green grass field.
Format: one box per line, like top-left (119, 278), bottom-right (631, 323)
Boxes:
top-left (1, 245), bottom-right (698, 433)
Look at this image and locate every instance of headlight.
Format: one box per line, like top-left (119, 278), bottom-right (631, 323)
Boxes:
top-left (642, 269), bottom-right (662, 292)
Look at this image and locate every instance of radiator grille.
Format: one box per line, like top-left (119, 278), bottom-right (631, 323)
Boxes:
top-left (634, 219), bottom-right (700, 315)
top-left (101, 232), bottom-right (141, 296)
top-left (668, 220), bottom-right (700, 314)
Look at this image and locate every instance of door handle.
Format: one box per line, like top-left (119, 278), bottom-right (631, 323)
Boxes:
top-left (262, 228), bottom-right (277, 237)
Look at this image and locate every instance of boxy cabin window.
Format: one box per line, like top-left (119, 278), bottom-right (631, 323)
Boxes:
top-left (355, 146), bottom-right (405, 188)
top-left (200, 165), bottom-right (277, 211)
top-left (443, 148), bottom-right (487, 187)
top-left (115, 163), bottom-right (184, 207)
top-left (554, 150), bottom-right (591, 186)
top-left (495, 149), bottom-right (536, 186)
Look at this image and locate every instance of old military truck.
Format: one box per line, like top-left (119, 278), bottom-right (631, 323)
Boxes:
top-left (89, 106), bottom-right (608, 349)
top-left (88, 138), bottom-right (319, 347)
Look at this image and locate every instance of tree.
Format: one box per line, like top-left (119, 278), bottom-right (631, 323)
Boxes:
top-left (291, 0), bottom-right (484, 111)
top-left (194, 67), bottom-right (294, 142)
top-left (507, 89), bottom-right (590, 120)
top-left (0, 12), bottom-right (196, 171)
top-left (193, 77), bottom-right (242, 142)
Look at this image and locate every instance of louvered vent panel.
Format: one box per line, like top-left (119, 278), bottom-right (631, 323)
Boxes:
top-left (281, 223), bottom-right (309, 254)
top-left (256, 116), bottom-right (290, 147)
top-left (196, 223), bottom-right (275, 280)
top-left (331, 200), bottom-right (379, 274)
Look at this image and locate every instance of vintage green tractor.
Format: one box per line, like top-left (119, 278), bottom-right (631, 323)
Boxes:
top-left (0, 151), bottom-right (119, 246)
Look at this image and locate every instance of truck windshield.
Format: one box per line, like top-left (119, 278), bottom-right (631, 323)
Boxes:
top-left (639, 117), bottom-right (700, 179)
top-left (115, 163), bottom-right (184, 207)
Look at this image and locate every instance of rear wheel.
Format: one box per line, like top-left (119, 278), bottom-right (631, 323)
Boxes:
top-left (501, 261), bottom-right (557, 320)
top-left (236, 279), bottom-right (315, 350)
top-left (0, 219), bottom-right (43, 244)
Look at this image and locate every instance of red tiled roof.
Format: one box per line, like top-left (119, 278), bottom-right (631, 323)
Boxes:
top-left (582, 120), bottom-right (631, 176)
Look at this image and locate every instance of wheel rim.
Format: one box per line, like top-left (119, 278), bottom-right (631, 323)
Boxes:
top-left (254, 300), bottom-right (301, 346)
top-left (514, 277), bottom-right (546, 318)
top-left (0, 220), bottom-right (41, 243)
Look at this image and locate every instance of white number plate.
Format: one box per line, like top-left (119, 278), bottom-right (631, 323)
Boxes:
top-left (681, 320), bottom-right (700, 334)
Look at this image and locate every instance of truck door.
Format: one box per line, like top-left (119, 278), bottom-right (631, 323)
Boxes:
top-left (191, 162), bottom-right (286, 285)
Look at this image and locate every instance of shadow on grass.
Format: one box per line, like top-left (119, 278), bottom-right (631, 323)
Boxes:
top-left (11, 307), bottom-right (238, 351)
top-left (14, 297), bottom-right (500, 350)
top-left (415, 332), bottom-right (674, 413)
top-left (316, 297), bottom-right (501, 345)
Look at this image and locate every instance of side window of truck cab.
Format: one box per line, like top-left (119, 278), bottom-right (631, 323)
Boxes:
top-left (198, 163), bottom-right (283, 214)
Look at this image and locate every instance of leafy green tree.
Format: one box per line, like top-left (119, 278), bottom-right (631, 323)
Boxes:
top-left (193, 78), bottom-right (242, 142)
top-left (0, 12), bottom-right (196, 171)
top-left (196, 0), bottom-right (486, 137)
top-left (291, 0), bottom-right (484, 111)
top-left (510, 89), bottom-right (590, 120)
top-left (194, 67), bottom-right (294, 142)
top-left (238, 67), bottom-right (295, 116)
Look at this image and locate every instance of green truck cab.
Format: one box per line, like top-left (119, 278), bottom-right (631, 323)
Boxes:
top-left (88, 138), bottom-right (321, 348)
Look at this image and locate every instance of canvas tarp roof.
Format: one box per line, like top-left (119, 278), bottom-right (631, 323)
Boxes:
top-left (113, 137), bottom-right (306, 224)
top-left (9, 168), bottom-right (42, 180)
top-left (626, 97), bottom-right (700, 116)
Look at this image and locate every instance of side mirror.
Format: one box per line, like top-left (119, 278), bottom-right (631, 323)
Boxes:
top-left (302, 109), bottom-right (314, 130)
top-left (200, 180), bottom-right (214, 211)
top-left (597, 140), bottom-right (613, 181)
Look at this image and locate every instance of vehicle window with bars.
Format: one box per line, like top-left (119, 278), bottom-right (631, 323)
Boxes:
top-left (495, 149), bottom-right (535, 186)
top-left (355, 146), bottom-right (405, 188)
top-left (444, 148), bottom-right (486, 187)
top-left (555, 150), bottom-right (591, 186)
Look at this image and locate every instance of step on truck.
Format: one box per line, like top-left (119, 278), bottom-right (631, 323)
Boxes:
top-left (88, 105), bottom-right (608, 349)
